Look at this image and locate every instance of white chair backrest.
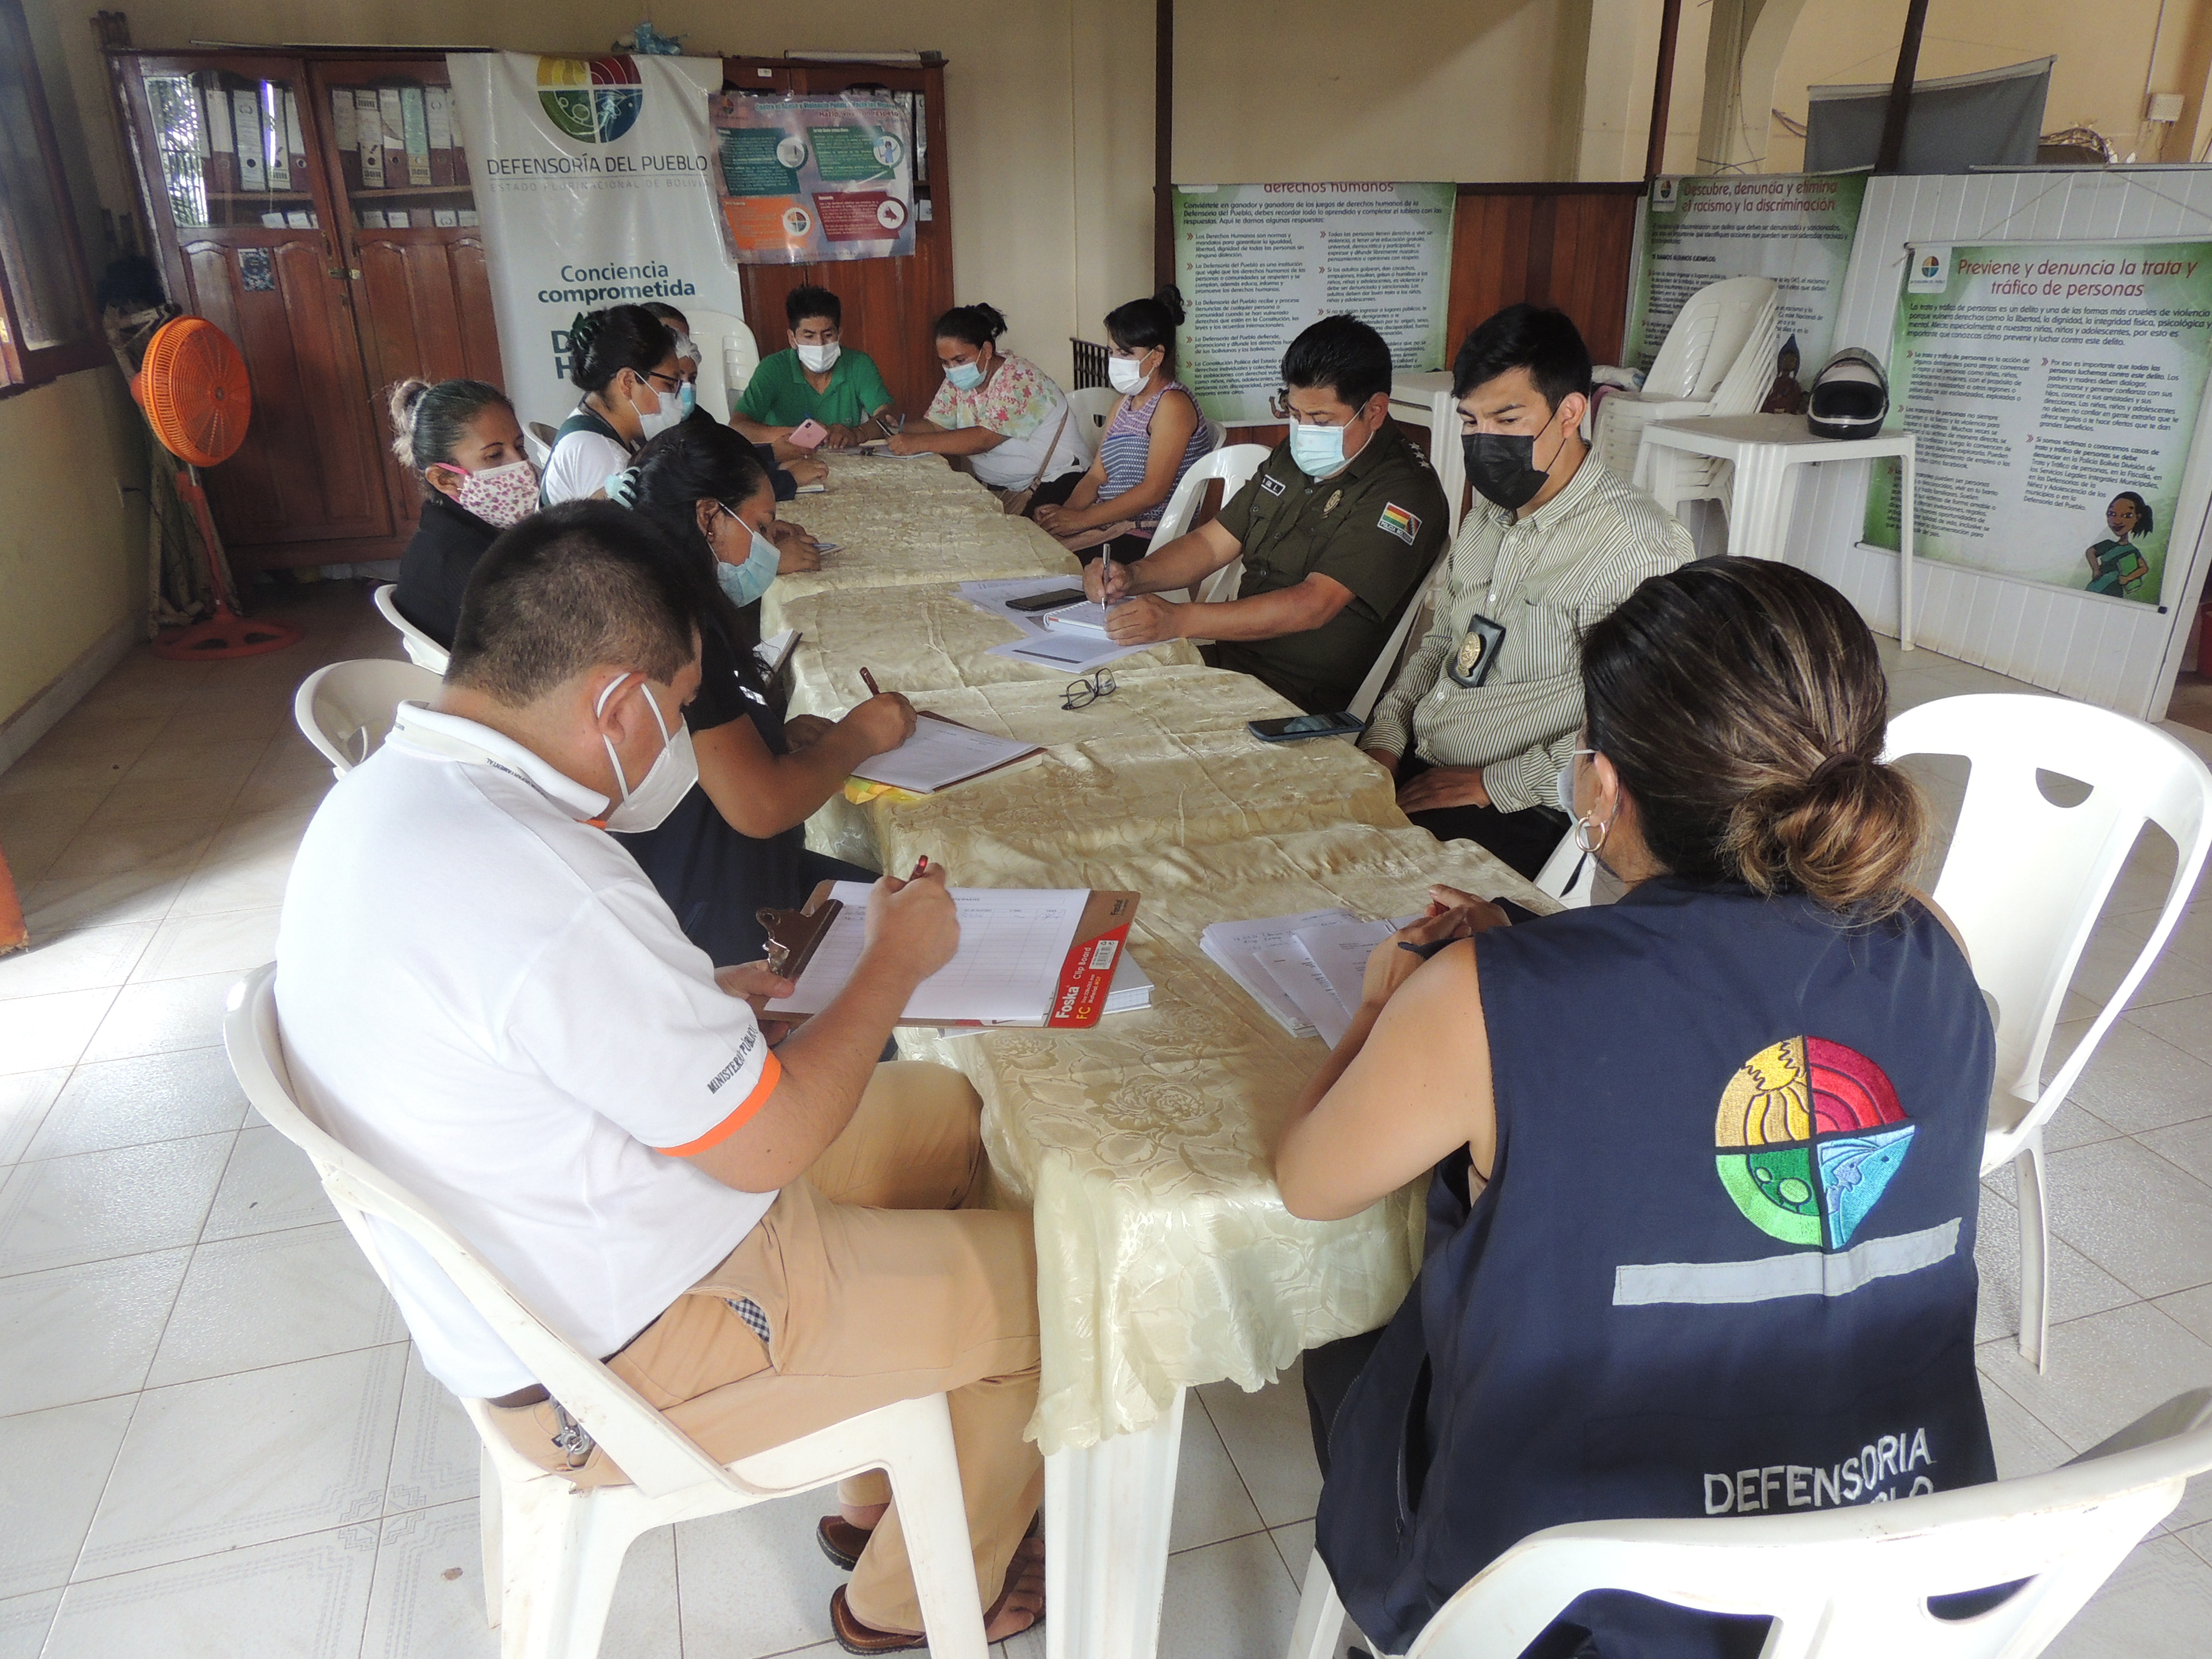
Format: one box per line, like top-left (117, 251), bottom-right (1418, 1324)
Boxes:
top-left (685, 306), bottom-right (760, 421)
top-left (1883, 695), bottom-right (2212, 1134)
top-left (372, 583), bottom-right (450, 673)
top-left (1347, 545), bottom-right (1453, 720)
top-left (1064, 386), bottom-right (1121, 467)
top-left (1146, 443), bottom-right (1271, 554)
top-left (223, 964), bottom-right (745, 1500)
top-left (521, 426), bottom-right (551, 470)
top-left (1531, 830), bottom-right (1598, 908)
top-left (1640, 276), bottom-right (1779, 402)
top-left (1703, 287), bottom-right (1782, 420)
top-left (1407, 1388), bottom-right (2212, 1659)
top-left (291, 659), bottom-right (444, 779)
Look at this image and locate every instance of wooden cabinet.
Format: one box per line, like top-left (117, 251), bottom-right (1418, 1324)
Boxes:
top-left (110, 48), bottom-right (502, 570)
top-left (721, 58), bottom-right (954, 419)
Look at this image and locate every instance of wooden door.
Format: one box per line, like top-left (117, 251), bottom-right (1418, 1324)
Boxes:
top-left (112, 52), bottom-right (392, 556)
top-left (721, 60), bottom-right (954, 419)
top-left (308, 59), bottom-right (504, 538)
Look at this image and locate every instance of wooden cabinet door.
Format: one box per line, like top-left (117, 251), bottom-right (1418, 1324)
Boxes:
top-left (114, 52), bottom-right (391, 552)
top-left (308, 59), bottom-right (503, 537)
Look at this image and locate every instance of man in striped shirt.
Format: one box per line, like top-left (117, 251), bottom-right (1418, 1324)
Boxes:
top-left (1363, 306), bottom-right (1694, 878)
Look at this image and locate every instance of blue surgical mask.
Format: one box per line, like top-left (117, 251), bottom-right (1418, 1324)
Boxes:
top-left (1555, 748), bottom-right (1597, 818)
top-left (946, 358), bottom-right (985, 391)
top-left (1289, 421), bottom-right (1347, 479)
top-left (677, 380), bottom-right (697, 419)
top-left (716, 509), bottom-right (781, 607)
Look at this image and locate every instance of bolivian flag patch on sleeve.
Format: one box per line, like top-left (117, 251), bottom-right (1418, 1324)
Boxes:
top-left (1378, 503), bottom-right (1420, 545)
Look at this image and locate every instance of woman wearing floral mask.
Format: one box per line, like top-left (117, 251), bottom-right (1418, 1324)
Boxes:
top-left (540, 304), bottom-right (688, 507)
top-left (388, 377), bottom-right (537, 647)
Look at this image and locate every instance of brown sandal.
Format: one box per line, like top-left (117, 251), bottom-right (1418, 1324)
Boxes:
top-left (827, 1552), bottom-right (1045, 1655)
top-left (817, 1514), bottom-right (871, 1572)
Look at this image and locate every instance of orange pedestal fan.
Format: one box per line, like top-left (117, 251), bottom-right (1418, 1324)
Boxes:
top-left (132, 316), bottom-right (301, 660)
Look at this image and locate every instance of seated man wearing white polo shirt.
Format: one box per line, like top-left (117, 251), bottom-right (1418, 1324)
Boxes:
top-left (275, 502), bottom-right (1044, 1650)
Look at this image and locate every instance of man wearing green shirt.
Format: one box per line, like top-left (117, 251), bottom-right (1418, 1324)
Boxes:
top-left (734, 285), bottom-right (897, 450)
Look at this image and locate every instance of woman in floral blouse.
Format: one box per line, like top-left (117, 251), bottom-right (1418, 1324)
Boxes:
top-left (890, 302), bottom-right (1085, 499)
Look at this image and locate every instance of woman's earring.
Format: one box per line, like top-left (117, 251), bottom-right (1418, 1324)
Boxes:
top-left (1574, 813), bottom-right (1610, 855)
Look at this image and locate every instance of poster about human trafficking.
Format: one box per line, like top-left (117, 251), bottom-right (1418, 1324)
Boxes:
top-left (707, 93), bottom-right (914, 265)
top-left (1864, 240), bottom-right (2212, 606)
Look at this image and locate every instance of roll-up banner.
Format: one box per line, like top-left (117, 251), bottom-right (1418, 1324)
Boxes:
top-left (447, 52), bottom-right (748, 428)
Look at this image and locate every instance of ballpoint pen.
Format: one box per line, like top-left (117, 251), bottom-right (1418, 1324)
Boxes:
top-left (861, 667), bottom-right (882, 697)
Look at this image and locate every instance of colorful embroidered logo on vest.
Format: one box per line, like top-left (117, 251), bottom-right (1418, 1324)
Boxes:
top-left (1714, 1037), bottom-right (1912, 1249)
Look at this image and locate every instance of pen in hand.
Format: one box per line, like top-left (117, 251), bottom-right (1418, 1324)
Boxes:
top-left (861, 667), bottom-right (882, 697)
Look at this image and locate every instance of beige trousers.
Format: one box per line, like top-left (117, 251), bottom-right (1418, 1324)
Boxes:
top-left (492, 1061), bottom-right (1043, 1635)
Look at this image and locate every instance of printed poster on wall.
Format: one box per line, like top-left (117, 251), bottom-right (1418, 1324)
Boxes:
top-left (1625, 174), bottom-right (1866, 388)
top-left (1863, 240), bottom-right (2212, 607)
top-left (445, 53), bottom-right (749, 427)
top-left (1172, 182), bottom-right (1455, 424)
top-left (708, 93), bottom-right (915, 264)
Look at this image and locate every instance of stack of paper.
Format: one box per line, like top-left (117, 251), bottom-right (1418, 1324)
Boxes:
top-left (1201, 911), bottom-right (1418, 1044)
top-left (953, 577), bottom-right (1166, 674)
top-left (1042, 600), bottom-right (1115, 637)
top-left (1106, 951), bottom-right (1154, 1013)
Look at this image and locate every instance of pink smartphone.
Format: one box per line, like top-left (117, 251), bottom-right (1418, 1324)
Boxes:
top-left (787, 418), bottom-right (830, 450)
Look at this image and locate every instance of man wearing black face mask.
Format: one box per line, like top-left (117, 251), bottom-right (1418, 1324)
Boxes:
top-left (1361, 305), bottom-right (1693, 878)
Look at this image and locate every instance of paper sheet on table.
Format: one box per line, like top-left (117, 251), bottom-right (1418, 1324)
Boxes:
top-left (985, 630), bottom-right (1161, 673)
top-left (847, 714), bottom-right (1041, 793)
top-left (766, 881), bottom-right (1089, 1023)
top-left (1256, 941), bottom-right (1356, 1047)
top-left (1291, 916), bottom-right (1421, 1019)
top-left (1200, 908), bottom-right (1357, 1036)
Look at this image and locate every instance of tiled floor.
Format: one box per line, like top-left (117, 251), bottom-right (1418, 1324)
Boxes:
top-left (0, 582), bottom-right (2210, 1658)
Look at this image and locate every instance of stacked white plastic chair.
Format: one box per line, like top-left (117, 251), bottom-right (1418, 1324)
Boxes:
top-left (373, 583), bottom-right (451, 673)
top-left (223, 964), bottom-right (990, 1659)
top-left (681, 306), bottom-right (760, 421)
top-left (292, 659), bottom-right (444, 780)
top-left (1063, 385), bottom-right (1121, 468)
top-left (1592, 276), bottom-right (1779, 512)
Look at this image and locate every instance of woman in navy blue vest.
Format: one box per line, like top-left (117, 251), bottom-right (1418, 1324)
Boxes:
top-left (1278, 558), bottom-right (1996, 1658)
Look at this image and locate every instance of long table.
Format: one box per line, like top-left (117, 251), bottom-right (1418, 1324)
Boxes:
top-left (773, 453), bottom-right (1550, 1659)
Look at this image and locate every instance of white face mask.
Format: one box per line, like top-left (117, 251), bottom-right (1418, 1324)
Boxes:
top-left (797, 340), bottom-right (841, 373)
top-left (630, 374), bottom-right (685, 442)
top-left (595, 673), bottom-right (697, 833)
top-left (443, 457), bottom-right (539, 529)
top-left (1107, 352), bottom-right (1154, 395)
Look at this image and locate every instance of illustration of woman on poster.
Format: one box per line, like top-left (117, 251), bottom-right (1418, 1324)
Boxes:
top-left (2083, 492), bottom-right (2153, 599)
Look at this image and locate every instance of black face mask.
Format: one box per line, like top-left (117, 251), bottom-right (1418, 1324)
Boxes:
top-left (1462, 405), bottom-right (1565, 510)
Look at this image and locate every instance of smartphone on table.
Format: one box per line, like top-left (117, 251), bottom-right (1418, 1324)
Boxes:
top-left (1248, 710), bottom-right (1365, 743)
top-left (1008, 588), bottom-right (1088, 613)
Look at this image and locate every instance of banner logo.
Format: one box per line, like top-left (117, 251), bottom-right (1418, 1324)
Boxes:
top-left (537, 56), bottom-right (644, 144)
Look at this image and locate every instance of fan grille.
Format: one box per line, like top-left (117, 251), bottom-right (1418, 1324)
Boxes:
top-left (139, 317), bottom-right (252, 467)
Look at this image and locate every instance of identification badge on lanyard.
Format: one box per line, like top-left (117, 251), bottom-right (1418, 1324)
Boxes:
top-left (1447, 612), bottom-right (1507, 688)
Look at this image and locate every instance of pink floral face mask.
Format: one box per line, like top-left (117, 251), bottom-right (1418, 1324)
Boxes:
top-left (438, 457), bottom-right (539, 529)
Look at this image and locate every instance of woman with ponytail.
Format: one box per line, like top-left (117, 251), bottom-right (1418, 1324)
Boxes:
top-left (387, 378), bottom-right (532, 645)
top-left (609, 415), bottom-right (916, 964)
top-left (541, 303), bottom-right (687, 506)
top-left (1033, 286), bottom-right (1215, 562)
top-left (1276, 558), bottom-right (1998, 1659)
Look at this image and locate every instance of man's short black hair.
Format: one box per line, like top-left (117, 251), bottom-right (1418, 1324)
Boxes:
top-left (1282, 314), bottom-right (1393, 411)
top-left (786, 284), bottom-right (842, 330)
top-left (1452, 303), bottom-right (1593, 410)
top-left (448, 501), bottom-right (701, 705)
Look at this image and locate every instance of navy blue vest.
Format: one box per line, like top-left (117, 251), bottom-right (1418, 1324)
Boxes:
top-left (1315, 878), bottom-right (1997, 1655)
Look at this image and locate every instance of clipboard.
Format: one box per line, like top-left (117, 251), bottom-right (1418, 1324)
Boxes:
top-left (766, 882), bottom-right (1141, 1029)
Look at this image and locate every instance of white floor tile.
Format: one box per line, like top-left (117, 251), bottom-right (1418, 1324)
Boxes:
top-left (0, 1070), bottom-right (63, 1166)
top-left (23, 1047), bottom-right (248, 1161)
top-left (167, 807), bottom-right (314, 918)
top-left (0, 1394), bottom-right (136, 1595)
top-left (17, 855), bottom-right (198, 936)
top-left (2154, 1283), bottom-right (2212, 1345)
top-left (2141, 1116), bottom-right (2212, 1191)
top-left (0, 1589), bottom-right (58, 1659)
top-left (44, 1523), bottom-right (378, 1659)
top-left (130, 907), bottom-right (281, 985)
top-left (1973, 1189), bottom-right (2137, 1344)
top-left (359, 1501), bottom-right (495, 1659)
top-left (0, 987), bottom-right (117, 1078)
top-left (385, 1346), bottom-right (481, 1516)
top-left (146, 1223), bottom-right (403, 1387)
top-left (1197, 1363), bottom-right (1321, 1528)
top-left (0, 784), bottom-right (113, 854)
top-left (1979, 1303), bottom-right (2212, 1454)
top-left (673, 1492), bottom-right (850, 1659)
top-left (78, 971), bottom-right (238, 1064)
top-left (76, 1344), bottom-right (405, 1579)
top-left (78, 771), bottom-right (251, 830)
top-left (2043, 1533), bottom-right (2212, 1659)
top-left (0, 1134), bottom-right (232, 1275)
top-left (0, 749), bottom-right (139, 801)
top-left (2061, 1021), bottom-right (2212, 1134)
top-left (2044, 1137), bottom-right (2212, 1299)
top-left (0, 923), bottom-right (155, 998)
top-left (1174, 1393), bottom-right (1266, 1553)
top-left (1157, 1528), bottom-right (1302, 1659)
top-left (118, 736), bottom-right (269, 791)
top-left (1976, 1371), bottom-right (2076, 1479)
top-left (41, 818), bottom-right (217, 885)
top-left (29, 710), bottom-right (168, 768)
top-left (1265, 1519), bottom-right (1316, 1596)
top-left (2177, 1518), bottom-right (2212, 1568)
top-left (230, 756), bottom-right (334, 821)
top-left (0, 1247), bottom-right (189, 1416)
top-left (2070, 924), bottom-right (2212, 1010)
top-left (2130, 993), bottom-right (2212, 1064)
top-left (201, 1123), bottom-right (338, 1239)
top-left (601, 1523), bottom-right (684, 1659)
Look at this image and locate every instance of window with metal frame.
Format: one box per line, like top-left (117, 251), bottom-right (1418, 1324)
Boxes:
top-left (0, 0), bottom-right (103, 394)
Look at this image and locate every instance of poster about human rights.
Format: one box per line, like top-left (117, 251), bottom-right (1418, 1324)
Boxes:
top-left (707, 92), bottom-right (914, 265)
top-left (1864, 240), bottom-right (2212, 607)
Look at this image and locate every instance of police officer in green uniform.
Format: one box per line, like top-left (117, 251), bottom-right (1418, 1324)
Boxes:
top-left (1083, 315), bottom-right (1449, 713)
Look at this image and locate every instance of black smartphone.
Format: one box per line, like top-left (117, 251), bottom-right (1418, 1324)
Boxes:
top-left (1009, 588), bottom-right (1088, 613)
top-left (1249, 710), bottom-right (1365, 742)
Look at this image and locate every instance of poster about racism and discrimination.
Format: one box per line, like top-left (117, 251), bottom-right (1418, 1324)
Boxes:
top-left (1863, 240), bottom-right (2212, 607)
top-left (708, 93), bottom-right (915, 264)
top-left (1625, 174), bottom-right (1866, 387)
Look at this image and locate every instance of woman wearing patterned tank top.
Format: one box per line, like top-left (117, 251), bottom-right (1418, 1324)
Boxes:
top-left (1033, 287), bottom-right (1216, 564)
top-left (1277, 559), bottom-right (1998, 1659)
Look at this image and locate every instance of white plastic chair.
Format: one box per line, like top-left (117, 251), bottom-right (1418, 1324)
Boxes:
top-left (1146, 443), bottom-right (1270, 558)
top-left (292, 659), bottom-right (444, 780)
top-left (682, 306), bottom-right (760, 423)
top-left (1592, 276), bottom-right (1778, 501)
top-left (1285, 1387), bottom-right (2212, 1659)
top-left (1530, 830), bottom-right (1599, 908)
top-left (1347, 546), bottom-right (1453, 721)
top-left (522, 427), bottom-right (552, 471)
top-left (374, 583), bottom-right (452, 673)
top-left (222, 963), bottom-right (990, 1659)
top-left (1883, 694), bottom-right (2212, 1369)
top-left (1064, 386), bottom-right (1120, 468)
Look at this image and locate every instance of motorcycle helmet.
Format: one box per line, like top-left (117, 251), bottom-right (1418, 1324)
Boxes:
top-left (1807, 347), bottom-right (1889, 440)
